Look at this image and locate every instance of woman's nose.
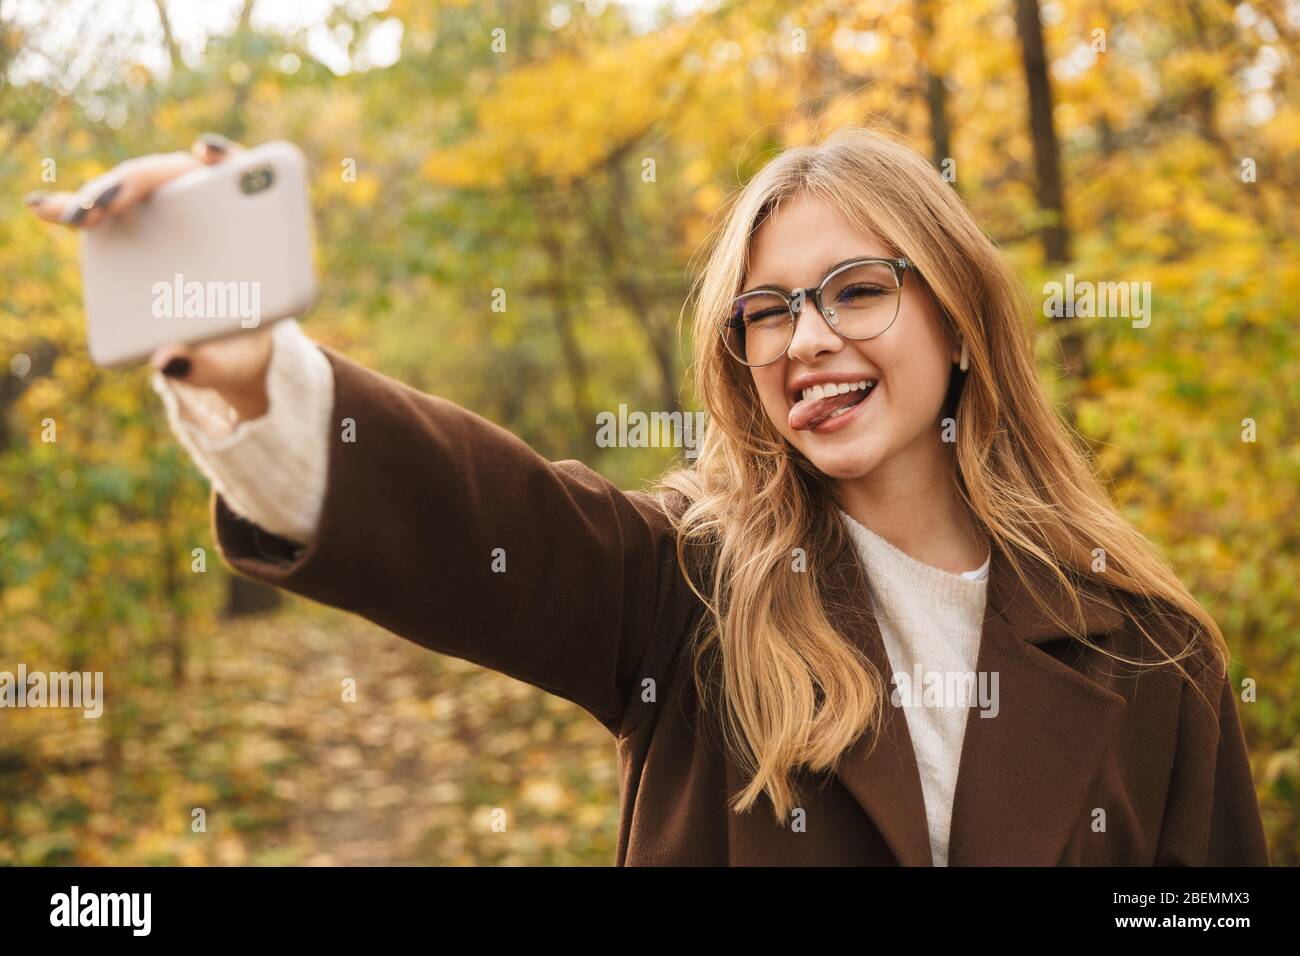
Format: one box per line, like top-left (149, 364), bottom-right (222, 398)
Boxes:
top-left (785, 293), bottom-right (843, 365)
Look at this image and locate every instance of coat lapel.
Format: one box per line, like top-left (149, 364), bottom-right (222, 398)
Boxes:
top-left (946, 542), bottom-right (1128, 865)
top-left (824, 531), bottom-right (936, 867)
top-left (824, 531), bottom-right (1129, 866)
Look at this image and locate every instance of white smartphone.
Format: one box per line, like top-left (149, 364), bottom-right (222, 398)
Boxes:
top-left (79, 140), bottom-right (318, 368)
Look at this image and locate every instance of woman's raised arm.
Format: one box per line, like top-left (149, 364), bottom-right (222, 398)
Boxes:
top-left (210, 343), bottom-right (696, 738)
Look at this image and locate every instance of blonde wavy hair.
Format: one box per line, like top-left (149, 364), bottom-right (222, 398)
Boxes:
top-left (659, 125), bottom-right (1228, 823)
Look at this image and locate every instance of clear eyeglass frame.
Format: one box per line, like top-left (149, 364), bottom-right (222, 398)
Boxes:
top-left (721, 256), bottom-right (913, 367)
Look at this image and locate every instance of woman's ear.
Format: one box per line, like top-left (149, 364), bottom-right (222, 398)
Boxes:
top-left (935, 304), bottom-right (962, 366)
top-left (944, 320), bottom-right (962, 366)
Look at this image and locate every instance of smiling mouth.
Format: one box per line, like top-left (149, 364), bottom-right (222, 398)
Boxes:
top-left (788, 379), bottom-right (877, 431)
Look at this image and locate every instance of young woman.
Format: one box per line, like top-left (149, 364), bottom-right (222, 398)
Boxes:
top-left (28, 127), bottom-right (1269, 866)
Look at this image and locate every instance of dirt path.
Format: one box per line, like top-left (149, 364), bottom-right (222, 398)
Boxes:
top-left (1, 597), bottom-right (620, 866)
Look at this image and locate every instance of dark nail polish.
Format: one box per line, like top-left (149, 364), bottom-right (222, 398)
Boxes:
top-left (61, 198), bottom-right (93, 225)
top-left (198, 133), bottom-right (231, 153)
top-left (161, 357), bottom-right (191, 379)
top-left (93, 183), bottom-right (121, 210)
top-left (24, 191), bottom-right (50, 206)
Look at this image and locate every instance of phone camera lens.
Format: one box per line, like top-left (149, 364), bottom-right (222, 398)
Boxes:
top-left (240, 167), bottom-right (275, 195)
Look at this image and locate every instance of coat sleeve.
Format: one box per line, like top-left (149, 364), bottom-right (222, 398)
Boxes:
top-left (208, 344), bottom-right (696, 739)
top-left (1153, 654), bottom-right (1271, 865)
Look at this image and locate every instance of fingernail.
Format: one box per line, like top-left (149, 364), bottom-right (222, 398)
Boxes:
top-left (60, 197), bottom-right (94, 225)
top-left (92, 183), bottom-right (121, 210)
top-left (24, 191), bottom-right (50, 206)
top-left (198, 132), bottom-right (231, 154)
top-left (161, 357), bottom-right (191, 379)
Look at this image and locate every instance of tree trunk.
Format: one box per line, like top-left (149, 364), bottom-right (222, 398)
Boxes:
top-left (224, 575), bottom-right (282, 617)
top-left (0, 341), bottom-right (57, 453)
top-left (577, 174), bottom-right (681, 416)
top-left (537, 197), bottom-right (594, 445)
top-left (152, 0), bottom-right (181, 73)
top-left (915, 0), bottom-right (953, 176)
top-left (1013, 0), bottom-right (1070, 265)
top-left (1014, 0), bottom-right (1086, 381)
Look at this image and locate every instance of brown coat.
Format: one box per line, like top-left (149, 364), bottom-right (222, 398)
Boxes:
top-left (212, 346), bottom-right (1271, 866)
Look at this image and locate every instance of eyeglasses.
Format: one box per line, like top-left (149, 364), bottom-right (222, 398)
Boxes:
top-left (721, 257), bottom-right (912, 367)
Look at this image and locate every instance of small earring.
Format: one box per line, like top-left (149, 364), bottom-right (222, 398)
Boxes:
top-left (959, 338), bottom-right (969, 372)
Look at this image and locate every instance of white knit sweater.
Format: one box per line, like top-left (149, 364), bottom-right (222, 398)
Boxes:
top-left (153, 321), bottom-right (990, 866)
top-left (840, 512), bottom-right (989, 866)
top-left (150, 319), bottom-right (333, 543)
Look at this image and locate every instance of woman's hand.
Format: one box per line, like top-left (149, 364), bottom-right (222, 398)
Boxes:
top-left (26, 134), bottom-right (274, 422)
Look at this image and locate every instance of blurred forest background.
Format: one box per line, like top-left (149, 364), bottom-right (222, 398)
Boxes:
top-left (0, 0), bottom-right (1297, 865)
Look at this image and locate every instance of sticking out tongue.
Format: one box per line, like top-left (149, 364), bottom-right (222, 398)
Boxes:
top-left (789, 387), bottom-right (868, 431)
